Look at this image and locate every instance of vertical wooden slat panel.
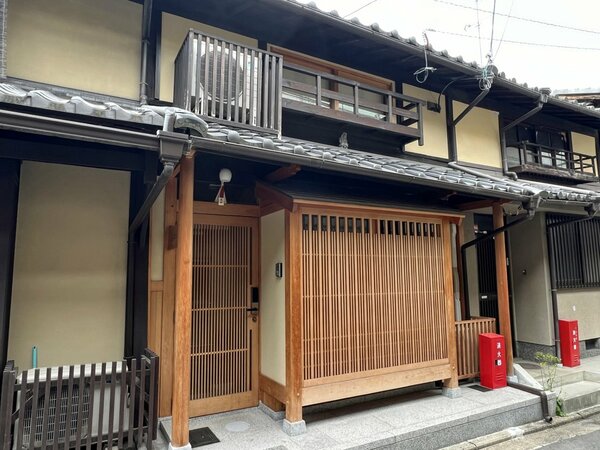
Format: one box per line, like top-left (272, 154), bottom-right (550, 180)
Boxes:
top-left (300, 209), bottom-right (453, 383)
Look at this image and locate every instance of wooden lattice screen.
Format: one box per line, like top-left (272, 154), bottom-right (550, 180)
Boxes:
top-left (300, 211), bottom-right (450, 382)
top-left (191, 223), bottom-right (251, 400)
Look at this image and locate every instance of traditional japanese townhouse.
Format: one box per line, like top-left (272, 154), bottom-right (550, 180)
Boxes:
top-left (1, 1), bottom-right (600, 449)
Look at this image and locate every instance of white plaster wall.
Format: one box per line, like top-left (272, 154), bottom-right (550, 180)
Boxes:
top-left (8, 162), bottom-right (130, 370)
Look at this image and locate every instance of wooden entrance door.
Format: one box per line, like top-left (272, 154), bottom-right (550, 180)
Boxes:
top-left (189, 213), bottom-right (259, 417)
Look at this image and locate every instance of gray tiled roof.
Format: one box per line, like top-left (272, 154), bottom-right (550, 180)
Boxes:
top-left (0, 82), bottom-right (597, 206)
top-left (281, 0), bottom-right (600, 117)
top-left (200, 122), bottom-right (599, 204)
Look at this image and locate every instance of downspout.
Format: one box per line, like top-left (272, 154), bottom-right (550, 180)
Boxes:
top-left (459, 195), bottom-right (543, 319)
top-left (545, 201), bottom-right (600, 359)
top-left (501, 88), bottom-right (551, 180)
top-left (508, 380), bottom-right (553, 423)
top-left (139, 0), bottom-right (153, 105)
top-left (125, 120), bottom-right (190, 357)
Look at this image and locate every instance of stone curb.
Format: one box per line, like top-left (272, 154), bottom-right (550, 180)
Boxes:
top-left (442, 404), bottom-right (600, 449)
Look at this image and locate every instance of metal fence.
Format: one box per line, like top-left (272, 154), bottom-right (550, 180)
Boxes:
top-left (0, 349), bottom-right (158, 450)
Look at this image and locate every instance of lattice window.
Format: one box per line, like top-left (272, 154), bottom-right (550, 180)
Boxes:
top-left (300, 212), bottom-right (449, 382)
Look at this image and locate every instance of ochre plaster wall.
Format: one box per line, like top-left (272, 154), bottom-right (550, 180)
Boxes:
top-left (403, 84), bottom-right (448, 159)
top-left (557, 289), bottom-right (600, 341)
top-left (259, 210), bottom-right (286, 384)
top-left (7, 0), bottom-right (142, 99)
top-left (571, 132), bottom-right (598, 175)
top-left (454, 101), bottom-right (502, 168)
top-left (159, 13), bottom-right (258, 102)
top-left (8, 162), bottom-right (130, 370)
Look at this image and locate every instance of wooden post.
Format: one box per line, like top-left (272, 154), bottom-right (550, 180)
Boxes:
top-left (171, 155), bottom-right (194, 448)
top-left (284, 209), bottom-right (303, 424)
top-left (159, 177), bottom-right (178, 417)
top-left (493, 202), bottom-right (514, 376)
top-left (442, 219), bottom-right (459, 390)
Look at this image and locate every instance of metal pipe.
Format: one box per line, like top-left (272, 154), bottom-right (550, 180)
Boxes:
top-left (502, 103), bottom-right (544, 134)
top-left (128, 162), bottom-right (174, 236)
top-left (461, 211), bottom-right (536, 318)
top-left (508, 380), bottom-right (553, 423)
top-left (139, 0), bottom-right (153, 104)
top-left (452, 88), bottom-right (490, 127)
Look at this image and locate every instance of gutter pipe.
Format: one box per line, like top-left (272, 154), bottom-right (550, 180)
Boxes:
top-left (501, 88), bottom-right (551, 180)
top-left (139, 0), bottom-right (153, 105)
top-left (508, 380), bottom-right (553, 423)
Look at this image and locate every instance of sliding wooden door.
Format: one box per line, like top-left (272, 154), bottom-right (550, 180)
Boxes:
top-left (189, 213), bottom-right (259, 417)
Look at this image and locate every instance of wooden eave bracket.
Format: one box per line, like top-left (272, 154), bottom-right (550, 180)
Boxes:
top-left (265, 164), bottom-right (301, 183)
top-left (255, 181), bottom-right (295, 212)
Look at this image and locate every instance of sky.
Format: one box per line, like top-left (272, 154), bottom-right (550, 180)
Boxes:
top-left (294, 0), bottom-right (600, 92)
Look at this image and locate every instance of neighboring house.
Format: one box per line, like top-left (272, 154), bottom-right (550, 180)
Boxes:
top-left (555, 87), bottom-right (600, 109)
top-left (1, 0), bottom-right (600, 449)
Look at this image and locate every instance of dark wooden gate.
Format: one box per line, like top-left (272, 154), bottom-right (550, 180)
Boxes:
top-left (0, 349), bottom-right (158, 450)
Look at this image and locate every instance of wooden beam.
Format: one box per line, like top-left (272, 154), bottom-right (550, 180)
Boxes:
top-left (171, 155), bottom-right (194, 447)
top-left (255, 181), bottom-right (295, 212)
top-left (285, 210), bottom-right (303, 423)
top-left (442, 219), bottom-right (459, 389)
top-left (457, 198), bottom-right (510, 211)
top-left (265, 164), bottom-right (301, 183)
top-left (493, 202), bottom-right (514, 376)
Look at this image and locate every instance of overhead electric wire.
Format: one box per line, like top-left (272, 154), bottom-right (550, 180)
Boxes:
top-left (488, 0), bottom-right (497, 57)
top-left (343, 0), bottom-right (379, 18)
top-left (475, 0), bottom-right (483, 64)
top-left (494, 0), bottom-right (515, 58)
top-left (426, 29), bottom-right (600, 51)
top-left (433, 0), bottom-right (600, 35)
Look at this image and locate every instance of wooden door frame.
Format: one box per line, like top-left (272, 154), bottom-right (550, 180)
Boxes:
top-left (151, 201), bottom-right (260, 418)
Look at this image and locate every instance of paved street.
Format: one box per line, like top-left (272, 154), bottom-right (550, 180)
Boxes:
top-left (488, 414), bottom-right (600, 449)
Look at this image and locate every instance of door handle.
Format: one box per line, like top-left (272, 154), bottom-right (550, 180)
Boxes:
top-left (246, 307), bottom-right (259, 312)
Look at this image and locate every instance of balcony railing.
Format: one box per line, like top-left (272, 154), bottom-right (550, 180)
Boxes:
top-left (507, 141), bottom-right (598, 180)
top-left (282, 63), bottom-right (424, 143)
top-left (174, 30), bottom-right (283, 132)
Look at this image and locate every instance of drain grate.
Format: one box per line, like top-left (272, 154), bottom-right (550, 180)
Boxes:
top-left (469, 384), bottom-right (492, 392)
top-left (189, 427), bottom-right (220, 447)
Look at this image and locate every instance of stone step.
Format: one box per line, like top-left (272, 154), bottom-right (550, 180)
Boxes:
top-left (561, 380), bottom-right (600, 413)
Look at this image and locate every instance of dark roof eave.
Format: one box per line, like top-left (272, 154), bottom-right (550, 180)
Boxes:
top-left (191, 135), bottom-right (529, 202)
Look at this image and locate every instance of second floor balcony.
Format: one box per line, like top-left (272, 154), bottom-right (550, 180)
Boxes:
top-left (506, 141), bottom-right (598, 182)
top-left (173, 31), bottom-right (424, 146)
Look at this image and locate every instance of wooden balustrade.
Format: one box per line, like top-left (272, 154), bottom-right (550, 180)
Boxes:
top-left (174, 30), bottom-right (283, 132)
top-left (282, 63), bottom-right (424, 144)
top-left (455, 317), bottom-right (497, 379)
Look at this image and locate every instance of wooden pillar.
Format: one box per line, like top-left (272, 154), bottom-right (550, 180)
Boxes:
top-left (442, 219), bottom-right (459, 389)
top-left (171, 155), bottom-right (194, 448)
top-left (158, 177), bottom-right (178, 417)
top-left (284, 209), bottom-right (303, 423)
top-left (493, 202), bottom-right (514, 376)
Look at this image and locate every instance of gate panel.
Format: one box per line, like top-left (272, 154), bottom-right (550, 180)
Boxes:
top-left (190, 216), bottom-right (258, 416)
top-left (300, 210), bottom-right (450, 383)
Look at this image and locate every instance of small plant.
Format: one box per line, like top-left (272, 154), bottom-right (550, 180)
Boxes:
top-left (534, 351), bottom-right (566, 417)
